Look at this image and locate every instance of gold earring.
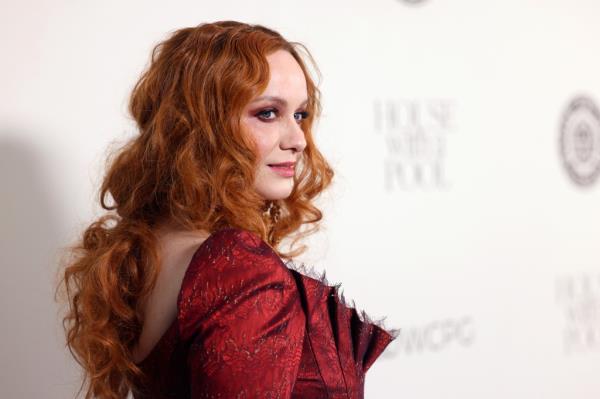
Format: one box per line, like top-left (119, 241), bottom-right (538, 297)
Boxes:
top-left (270, 202), bottom-right (281, 225)
top-left (262, 200), bottom-right (281, 226)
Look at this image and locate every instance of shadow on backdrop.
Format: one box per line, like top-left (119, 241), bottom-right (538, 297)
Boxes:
top-left (0, 133), bottom-right (79, 398)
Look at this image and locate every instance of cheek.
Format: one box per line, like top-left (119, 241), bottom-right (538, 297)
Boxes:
top-left (247, 125), bottom-right (278, 160)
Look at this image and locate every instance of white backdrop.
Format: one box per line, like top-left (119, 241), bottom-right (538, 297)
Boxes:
top-left (2, 0), bottom-right (600, 397)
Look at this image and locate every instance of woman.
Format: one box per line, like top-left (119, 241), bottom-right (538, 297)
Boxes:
top-left (57, 21), bottom-right (398, 399)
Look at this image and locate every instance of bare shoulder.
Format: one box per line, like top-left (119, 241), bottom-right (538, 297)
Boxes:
top-left (131, 227), bottom-right (210, 364)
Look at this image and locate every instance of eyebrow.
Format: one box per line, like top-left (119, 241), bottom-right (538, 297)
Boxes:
top-left (251, 95), bottom-right (308, 107)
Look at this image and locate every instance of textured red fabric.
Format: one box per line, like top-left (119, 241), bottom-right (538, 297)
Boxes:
top-left (132, 227), bottom-right (398, 398)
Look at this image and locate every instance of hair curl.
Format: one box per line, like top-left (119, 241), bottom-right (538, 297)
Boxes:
top-left (55, 20), bottom-right (334, 399)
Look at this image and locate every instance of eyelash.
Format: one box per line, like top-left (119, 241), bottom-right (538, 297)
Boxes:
top-left (256, 108), bottom-right (309, 123)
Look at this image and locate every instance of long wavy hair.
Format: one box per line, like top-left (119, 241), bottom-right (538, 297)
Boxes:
top-left (55, 21), bottom-right (334, 399)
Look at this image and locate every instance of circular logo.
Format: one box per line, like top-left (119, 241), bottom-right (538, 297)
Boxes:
top-left (559, 95), bottom-right (600, 186)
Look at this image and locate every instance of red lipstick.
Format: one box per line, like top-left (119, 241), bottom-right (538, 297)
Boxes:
top-left (268, 162), bottom-right (295, 177)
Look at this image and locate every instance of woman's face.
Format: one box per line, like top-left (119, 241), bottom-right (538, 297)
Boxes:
top-left (240, 49), bottom-right (309, 201)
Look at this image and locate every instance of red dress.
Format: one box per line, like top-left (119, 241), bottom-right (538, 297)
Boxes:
top-left (132, 227), bottom-right (398, 398)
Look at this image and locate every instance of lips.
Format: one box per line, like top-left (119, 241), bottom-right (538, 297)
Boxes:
top-left (268, 162), bottom-right (296, 167)
top-left (268, 162), bottom-right (296, 177)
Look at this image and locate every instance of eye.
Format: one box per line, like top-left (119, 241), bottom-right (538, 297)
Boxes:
top-left (256, 108), bottom-right (278, 121)
top-left (294, 111), bottom-right (309, 123)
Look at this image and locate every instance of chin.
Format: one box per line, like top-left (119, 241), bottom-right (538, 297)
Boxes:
top-left (254, 168), bottom-right (296, 200)
top-left (256, 183), bottom-right (294, 201)
top-left (258, 190), bottom-right (293, 201)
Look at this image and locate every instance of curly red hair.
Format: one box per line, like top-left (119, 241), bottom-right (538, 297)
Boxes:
top-left (55, 21), bottom-right (333, 399)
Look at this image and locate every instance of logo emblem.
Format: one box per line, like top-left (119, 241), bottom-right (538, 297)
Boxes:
top-left (559, 95), bottom-right (600, 186)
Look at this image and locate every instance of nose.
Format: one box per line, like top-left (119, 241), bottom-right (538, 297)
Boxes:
top-left (282, 117), bottom-right (307, 153)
